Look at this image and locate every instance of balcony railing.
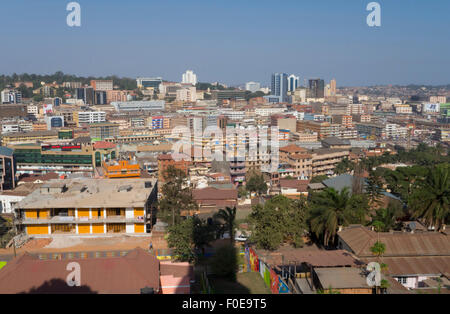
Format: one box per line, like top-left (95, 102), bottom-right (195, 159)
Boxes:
top-left (17, 215), bottom-right (145, 225)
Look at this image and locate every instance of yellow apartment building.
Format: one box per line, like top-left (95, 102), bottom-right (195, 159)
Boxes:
top-left (15, 178), bottom-right (157, 236)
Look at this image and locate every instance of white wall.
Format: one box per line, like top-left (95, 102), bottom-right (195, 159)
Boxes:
top-left (0, 195), bottom-right (25, 214)
top-left (126, 223), bottom-right (135, 233)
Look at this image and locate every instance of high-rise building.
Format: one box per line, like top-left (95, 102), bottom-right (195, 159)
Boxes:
top-left (95, 91), bottom-right (108, 105)
top-left (308, 79), bottom-right (325, 98)
top-left (330, 79), bottom-right (337, 96)
top-left (176, 86), bottom-right (197, 102)
top-left (182, 70), bottom-right (198, 85)
top-left (0, 146), bottom-right (16, 191)
top-left (1, 89), bottom-right (22, 104)
top-left (76, 87), bottom-right (95, 105)
top-left (287, 75), bottom-right (300, 92)
top-left (265, 73), bottom-right (288, 103)
top-left (245, 82), bottom-right (261, 93)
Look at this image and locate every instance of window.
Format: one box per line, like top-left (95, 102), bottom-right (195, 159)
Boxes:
top-left (397, 277), bottom-right (408, 284)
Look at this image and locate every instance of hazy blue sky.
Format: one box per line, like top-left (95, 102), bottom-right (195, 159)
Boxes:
top-left (1, 0), bottom-right (449, 86)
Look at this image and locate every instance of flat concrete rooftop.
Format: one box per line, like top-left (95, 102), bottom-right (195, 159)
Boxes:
top-left (17, 178), bottom-right (157, 209)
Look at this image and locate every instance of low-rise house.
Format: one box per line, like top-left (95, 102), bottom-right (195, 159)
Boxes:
top-left (192, 187), bottom-right (238, 215)
top-left (338, 225), bottom-right (450, 291)
top-left (279, 179), bottom-right (309, 199)
top-left (0, 248), bottom-right (193, 294)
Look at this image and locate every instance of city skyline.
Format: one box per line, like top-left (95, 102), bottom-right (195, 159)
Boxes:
top-left (0, 0), bottom-right (449, 86)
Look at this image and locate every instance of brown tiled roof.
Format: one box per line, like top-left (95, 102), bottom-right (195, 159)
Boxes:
top-left (280, 179), bottom-right (310, 192)
top-left (0, 248), bottom-right (160, 294)
top-left (193, 187), bottom-right (238, 201)
top-left (280, 145), bottom-right (306, 154)
top-left (338, 225), bottom-right (450, 257)
top-left (265, 249), bottom-right (363, 268)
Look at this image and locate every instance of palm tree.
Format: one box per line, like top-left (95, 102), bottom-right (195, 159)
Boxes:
top-left (215, 207), bottom-right (237, 244)
top-left (309, 188), bottom-right (352, 247)
top-left (410, 164), bottom-right (449, 230)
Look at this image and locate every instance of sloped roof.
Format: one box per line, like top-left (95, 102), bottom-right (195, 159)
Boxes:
top-left (363, 256), bottom-right (450, 276)
top-left (280, 179), bottom-right (310, 192)
top-left (193, 187), bottom-right (237, 200)
top-left (315, 267), bottom-right (369, 289)
top-left (280, 144), bottom-right (306, 154)
top-left (0, 248), bottom-right (160, 294)
top-left (338, 225), bottom-right (450, 258)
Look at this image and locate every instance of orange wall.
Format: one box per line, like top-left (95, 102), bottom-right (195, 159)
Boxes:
top-left (78, 224), bottom-right (90, 234)
top-left (134, 208), bottom-right (144, 217)
top-left (78, 209), bottom-right (90, 217)
top-left (27, 225), bottom-right (49, 235)
top-left (134, 224), bottom-right (145, 233)
top-left (25, 210), bottom-right (37, 219)
top-left (92, 224), bottom-right (104, 234)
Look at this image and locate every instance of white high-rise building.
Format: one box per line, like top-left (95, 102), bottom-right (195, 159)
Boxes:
top-left (182, 70), bottom-right (198, 85)
top-left (245, 82), bottom-right (261, 93)
top-left (287, 75), bottom-right (300, 92)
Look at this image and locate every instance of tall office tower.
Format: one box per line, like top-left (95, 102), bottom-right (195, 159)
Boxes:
top-left (95, 91), bottom-right (108, 105)
top-left (270, 73), bottom-right (289, 102)
top-left (245, 82), bottom-right (261, 93)
top-left (330, 79), bottom-right (337, 96)
top-left (287, 75), bottom-right (300, 92)
top-left (76, 87), bottom-right (95, 105)
top-left (182, 70), bottom-right (198, 85)
top-left (308, 79), bottom-right (325, 98)
top-left (0, 146), bottom-right (16, 191)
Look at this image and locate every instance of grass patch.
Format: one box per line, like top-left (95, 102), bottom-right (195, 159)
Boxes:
top-left (209, 272), bottom-right (271, 294)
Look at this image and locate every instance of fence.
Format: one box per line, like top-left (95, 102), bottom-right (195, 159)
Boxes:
top-left (244, 245), bottom-right (290, 294)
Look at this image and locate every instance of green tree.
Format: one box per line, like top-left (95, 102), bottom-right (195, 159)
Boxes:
top-left (308, 187), bottom-right (357, 247)
top-left (167, 216), bottom-right (215, 263)
top-left (335, 158), bottom-right (355, 175)
top-left (214, 207), bottom-right (237, 244)
top-left (371, 201), bottom-right (404, 232)
top-left (370, 241), bottom-right (386, 258)
top-left (246, 172), bottom-right (267, 196)
top-left (249, 195), bottom-right (307, 250)
top-left (366, 170), bottom-right (384, 206)
top-left (167, 218), bottom-right (196, 262)
top-left (158, 166), bottom-right (198, 226)
top-left (310, 175), bottom-right (329, 184)
top-left (410, 164), bottom-right (449, 230)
